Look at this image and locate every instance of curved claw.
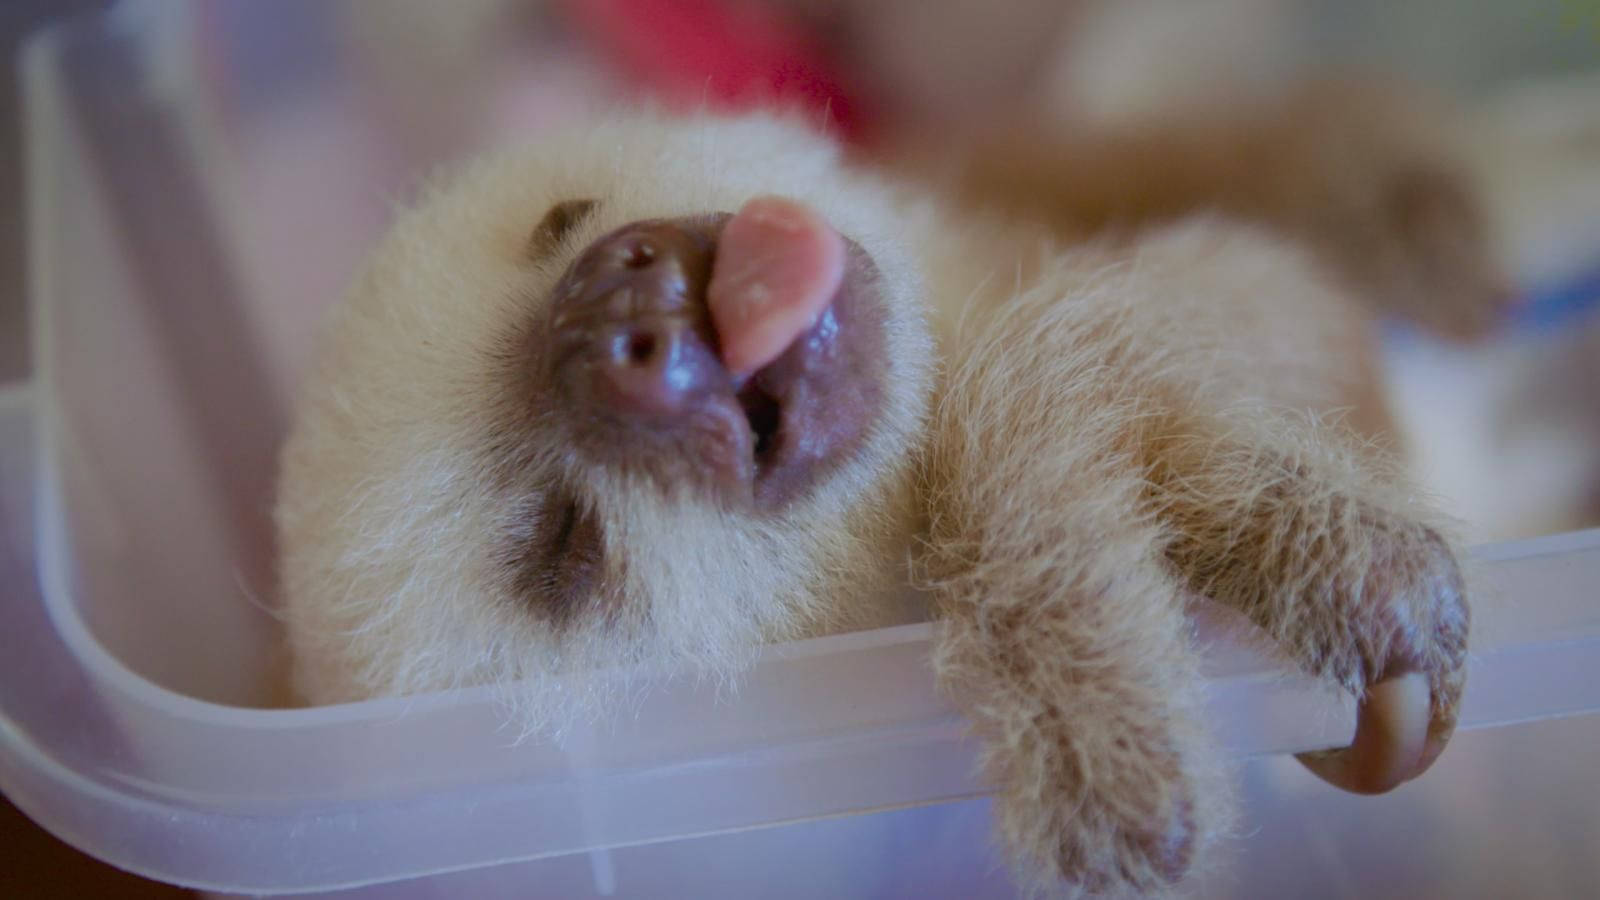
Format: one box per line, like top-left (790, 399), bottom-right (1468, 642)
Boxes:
top-left (1295, 672), bottom-right (1435, 794)
top-left (1414, 682), bottom-right (1461, 779)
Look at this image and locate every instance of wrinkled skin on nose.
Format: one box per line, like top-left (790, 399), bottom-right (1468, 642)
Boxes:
top-left (548, 215), bottom-right (732, 422)
top-left (541, 198), bottom-right (889, 510)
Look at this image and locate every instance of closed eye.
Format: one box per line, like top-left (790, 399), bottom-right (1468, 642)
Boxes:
top-left (528, 198), bottom-right (599, 260)
top-left (530, 493), bottom-right (604, 623)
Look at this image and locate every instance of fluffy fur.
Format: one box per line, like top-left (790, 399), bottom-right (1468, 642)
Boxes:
top-left (277, 115), bottom-right (935, 726)
top-left (279, 97), bottom-right (1483, 894)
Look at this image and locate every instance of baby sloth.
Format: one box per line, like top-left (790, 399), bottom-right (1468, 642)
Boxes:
top-left (278, 111), bottom-right (1476, 895)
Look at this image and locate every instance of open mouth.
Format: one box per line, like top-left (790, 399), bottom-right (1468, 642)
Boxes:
top-left (543, 200), bottom-right (886, 510)
top-left (736, 378), bottom-right (783, 469)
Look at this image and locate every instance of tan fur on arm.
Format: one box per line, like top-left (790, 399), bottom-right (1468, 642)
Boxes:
top-left (1113, 220), bottom-right (1471, 786)
top-left (934, 79), bottom-right (1510, 339)
top-left (919, 215), bottom-right (1469, 887)
top-left (1150, 411), bottom-right (1469, 777)
top-left (920, 249), bottom-right (1239, 894)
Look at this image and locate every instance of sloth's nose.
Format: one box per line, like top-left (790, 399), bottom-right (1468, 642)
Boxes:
top-left (548, 216), bottom-right (732, 420)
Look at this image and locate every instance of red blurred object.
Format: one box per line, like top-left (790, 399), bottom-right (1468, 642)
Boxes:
top-left (559, 0), bottom-right (866, 142)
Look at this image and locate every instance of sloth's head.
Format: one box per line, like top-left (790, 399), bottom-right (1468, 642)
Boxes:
top-left (277, 114), bottom-right (934, 717)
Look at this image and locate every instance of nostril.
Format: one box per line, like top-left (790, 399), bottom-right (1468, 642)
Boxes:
top-left (581, 321), bottom-right (719, 420)
top-left (607, 329), bottom-right (663, 367)
top-left (623, 241), bottom-right (656, 269)
top-left (626, 332), bottom-right (658, 365)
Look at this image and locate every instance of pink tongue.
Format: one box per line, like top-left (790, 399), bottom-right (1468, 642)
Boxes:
top-left (708, 195), bottom-right (846, 377)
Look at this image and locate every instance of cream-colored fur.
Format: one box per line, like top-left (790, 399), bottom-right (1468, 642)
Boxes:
top-left (278, 115), bottom-right (935, 725)
top-left (279, 103), bottom-right (1480, 894)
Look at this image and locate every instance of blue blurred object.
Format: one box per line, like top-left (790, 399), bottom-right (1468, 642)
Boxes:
top-left (1514, 257), bottom-right (1600, 333)
top-left (1386, 256), bottom-right (1600, 348)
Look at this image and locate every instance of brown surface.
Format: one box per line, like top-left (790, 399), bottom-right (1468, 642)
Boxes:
top-left (0, 0), bottom-right (190, 895)
top-left (0, 796), bottom-right (190, 899)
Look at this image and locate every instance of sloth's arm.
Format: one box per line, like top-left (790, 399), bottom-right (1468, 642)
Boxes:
top-left (1149, 407), bottom-right (1469, 794)
top-left (942, 79), bottom-right (1512, 339)
top-left (920, 272), bottom-right (1229, 894)
top-left (921, 223), bottom-right (1470, 890)
top-left (1122, 220), bottom-right (1471, 796)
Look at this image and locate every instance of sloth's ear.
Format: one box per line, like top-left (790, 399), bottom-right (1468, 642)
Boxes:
top-left (528, 198), bottom-right (599, 259)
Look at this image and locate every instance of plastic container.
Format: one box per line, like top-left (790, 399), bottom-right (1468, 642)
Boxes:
top-left (4, 2), bottom-right (1599, 896)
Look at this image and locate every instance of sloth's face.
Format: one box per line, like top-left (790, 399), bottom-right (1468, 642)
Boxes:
top-left (279, 115), bottom-right (933, 705)
top-left (500, 198), bottom-right (897, 625)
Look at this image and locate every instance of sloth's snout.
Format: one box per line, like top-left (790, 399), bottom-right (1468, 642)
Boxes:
top-left (584, 319), bottom-right (701, 419)
top-left (548, 217), bottom-right (732, 422)
top-left (541, 202), bottom-right (888, 509)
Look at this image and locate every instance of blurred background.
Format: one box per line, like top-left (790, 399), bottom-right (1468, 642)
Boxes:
top-left (2, 8), bottom-right (178, 900)
top-left (159, 0), bottom-right (1600, 543)
top-left (4, 1), bottom-right (1598, 896)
